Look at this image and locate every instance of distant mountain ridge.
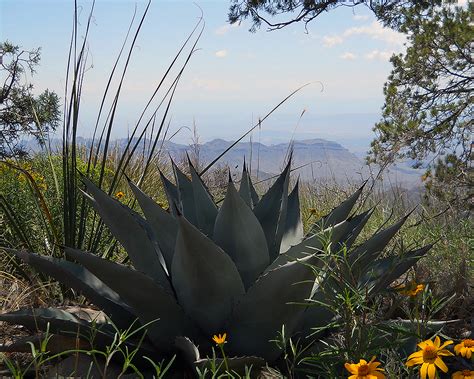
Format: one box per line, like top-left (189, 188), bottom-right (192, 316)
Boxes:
top-left (22, 137), bottom-right (422, 186)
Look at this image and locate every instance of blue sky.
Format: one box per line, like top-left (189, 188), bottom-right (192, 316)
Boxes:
top-left (0, 0), bottom-right (409, 151)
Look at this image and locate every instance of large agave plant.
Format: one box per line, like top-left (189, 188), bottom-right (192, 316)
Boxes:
top-left (0, 158), bottom-right (431, 369)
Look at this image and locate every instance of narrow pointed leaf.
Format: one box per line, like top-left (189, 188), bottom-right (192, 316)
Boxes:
top-left (175, 336), bottom-right (201, 364)
top-left (173, 161), bottom-right (198, 226)
top-left (65, 247), bottom-right (197, 349)
top-left (280, 180), bottom-right (304, 253)
top-left (189, 160), bottom-right (218, 237)
top-left (350, 214), bottom-right (410, 267)
top-left (293, 289), bottom-right (334, 339)
top-left (128, 179), bottom-right (177, 268)
top-left (172, 215), bottom-right (245, 334)
top-left (238, 160), bottom-right (259, 208)
top-left (11, 250), bottom-right (135, 328)
top-left (253, 161), bottom-right (290, 261)
top-left (0, 308), bottom-right (112, 343)
top-left (333, 209), bottom-right (373, 253)
top-left (266, 220), bottom-right (351, 272)
top-left (213, 180), bottom-right (269, 288)
top-left (81, 177), bottom-right (171, 292)
top-left (228, 256), bottom-right (315, 361)
top-left (159, 170), bottom-right (179, 216)
top-left (309, 182), bottom-right (366, 234)
top-left (371, 245), bottom-right (432, 294)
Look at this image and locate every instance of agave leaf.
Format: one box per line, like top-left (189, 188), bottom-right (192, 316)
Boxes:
top-left (65, 247), bottom-right (198, 350)
top-left (175, 336), bottom-right (201, 364)
top-left (371, 245), bottom-right (431, 294)
top-left (0, 334), bottom-right (91, 353)
top-left (172, 215), bottom-right (245, 334)
top-left (213, 180), bottom-right (269, 288)
top-left (81, 177), bottom-right (171, 292)
top-left (128, 179), bottom-right (177, 269)
top-left (10, 249), bottom-right (135, 328)
top-left (0, 308), bottom-right (110, 341)
top-left (188, 158), bottom-right (218, 237)
top-left (238, 160), bottom-right (259, 208)
top-left (309, 182), bottom-right (366, 234)
top-left (333, 209), bottom-right (373, 253)
top-left (172, 161), bottom-right (198, 226)
top-left (159, 170), bottom-right (179, 216)
top-left (280, 180), bottom-right (304, 254)
top-left (171, 217), bottom-right (245, 335)
top-left (266, 220), bottom-right (350, 272)
top-left (350, 214), bottom-right (410, 267)
top-left (253, 160), bottom-right (290, 261)
top-left (228, 256), bottom-right (315, 361)
top-left (293, 289), bottom-right (335, 339)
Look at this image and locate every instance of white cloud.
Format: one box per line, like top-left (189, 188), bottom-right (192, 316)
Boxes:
top-left (340, 52), bottom-right (357, 60)
top-left (353, 14), bottom-right (369, 21)
top-left (215, 50), bottom-right (228, 58)
top-left (322, 35), bottom-right (343, 47)
top-left (215, 23), bottom-right (239, 35)
top-left (343, 21), bottom-right (405, 46)
top-left (365, 50), bottom-right (393, 61)
top-left (321, 21), bottom-right (405, 50)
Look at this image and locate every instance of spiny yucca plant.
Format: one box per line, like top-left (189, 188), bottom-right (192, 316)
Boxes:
top-left (0, 158), bottom-right (432, 373)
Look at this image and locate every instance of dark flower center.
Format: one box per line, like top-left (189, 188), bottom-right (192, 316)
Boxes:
top-left (464, 339), bottom-right (474, 348)
top-left (358, 364), bottom-right (369, 375)
top-left (423, 345), bottom-right (437, 361)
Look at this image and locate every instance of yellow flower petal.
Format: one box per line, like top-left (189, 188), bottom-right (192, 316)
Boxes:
top-left (407, 350), bottom-right (424, 361)
top-left (420, 362), bottom-right (429, 379)
top-left (428, 363), bottom-right (436, 379)
top-left (434, 357), bottom-right (448, 373)
top-left (344, 363), bottom-right (358, 374)
top-left (418, 340), bottom-right (429, 349)
top-left (439, 340), bottom-right (453, 349)
top-left (434, 336), bottom-right (441, 348)
top-left (407, 356), bottom-right (424, 366)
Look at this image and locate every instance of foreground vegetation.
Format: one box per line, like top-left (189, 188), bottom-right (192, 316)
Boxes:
top-left (0, 149), bottom-right (472, 378)
top-left (0, 2), bottom-right (472, 377)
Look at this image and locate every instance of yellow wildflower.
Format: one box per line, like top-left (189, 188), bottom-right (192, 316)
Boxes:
top-left (406, 336), bottom-right (453, 379)
top-left (212, 333), bottom-right (227, 346)
top-left (397, 280), bottom-right (425, 297)
top-left (344, 356), bottom-right (386, 379)
top-left (115, 191), bottom-right (125, 199)
top-left (452, 370), bottom-right (474, 379)
top-left (454, 339), bottom-right (474, 359)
